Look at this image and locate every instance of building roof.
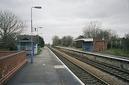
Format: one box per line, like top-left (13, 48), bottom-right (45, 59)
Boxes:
top-left (74, 38), bottom-right (93, 42)
top-left (17, 35), bottom-right (38, 43)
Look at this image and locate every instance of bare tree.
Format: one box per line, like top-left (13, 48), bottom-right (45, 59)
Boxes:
top-left (83, 21), bottom-right (114, 40)
top-left (83, 21), bottom-right (101, 38)
top-left (52, 35), bottom-right (73, 47)
top-left (0, 11), bottom-right (24, 50)
top-left (52, 36), bottom-right (61, 46)
top-left (61, 36), bottom-right (73, 47)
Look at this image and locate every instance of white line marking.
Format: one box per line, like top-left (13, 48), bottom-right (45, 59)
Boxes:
top-left (47, 47), bottom-right (85, 85)
top-left (54, 65), bottom-right (65, 69)
top-left (42, 64), bottom-right (46, 66)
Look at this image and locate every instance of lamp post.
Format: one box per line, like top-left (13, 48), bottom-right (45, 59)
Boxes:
top-left (30, 6), bottom-right (42, 63)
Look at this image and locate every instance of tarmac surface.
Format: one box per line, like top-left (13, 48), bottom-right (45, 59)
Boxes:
top-left (7, 47), bottom-right (83, 85)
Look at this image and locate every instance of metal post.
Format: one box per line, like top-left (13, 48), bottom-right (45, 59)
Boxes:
top-left (31, 7), bottom-right (34, 63)
top-left (30, 6), bottom-right (42, 63)
top-left (37, 28), bottom-right (39, 47)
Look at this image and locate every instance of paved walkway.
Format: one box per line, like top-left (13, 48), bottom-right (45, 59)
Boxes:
top-left (7, 47), bottom-right (83, 85)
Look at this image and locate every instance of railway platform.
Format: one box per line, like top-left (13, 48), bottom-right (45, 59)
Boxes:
top-left (57, 46), bottom-right (129, 62)
top-left (7, 47), bottom-right (83, 85)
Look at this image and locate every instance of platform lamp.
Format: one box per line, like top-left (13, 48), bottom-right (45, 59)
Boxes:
top-left (30, 6), bottom-right (42, 63)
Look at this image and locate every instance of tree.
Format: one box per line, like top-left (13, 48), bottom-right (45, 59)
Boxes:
top-left (122, 33), bottom-right (129, 51)
top-left (52, 36), bottom-right (61, 46)
top-left (83, 21), bottom-right (113, 41)
top-left (83, 21), bottom-right (101, 38)
top-left (36, 35), bottom-right (45, 47)
top-left (0, 11), bottom-right (24, 50)
top-left (52, 35), bottom-right (73, 47)
top-left (61, 36), bottom-right (73, 47)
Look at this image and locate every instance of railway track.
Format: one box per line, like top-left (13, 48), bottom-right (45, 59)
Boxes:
top-left (50, 48), bottom-right (108, 85)
top-left (57, 48), bottom-right (129, 83)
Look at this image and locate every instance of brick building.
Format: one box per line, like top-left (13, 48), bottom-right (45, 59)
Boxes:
top-left (74, 38), bottom-right (107, 52)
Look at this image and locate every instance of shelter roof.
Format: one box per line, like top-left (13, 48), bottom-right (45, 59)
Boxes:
top-left (74, 38), bottom-right (93, 42)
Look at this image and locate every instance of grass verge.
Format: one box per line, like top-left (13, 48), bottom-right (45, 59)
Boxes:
top-left (103, 48), bottom-right (129, 57)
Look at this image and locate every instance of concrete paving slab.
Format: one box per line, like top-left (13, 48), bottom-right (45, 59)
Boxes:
top-left (7, 47), bottom-right (83, 85)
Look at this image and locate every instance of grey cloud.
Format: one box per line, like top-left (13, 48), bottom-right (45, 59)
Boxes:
top-left (0, 0), bottom-right (129, 43)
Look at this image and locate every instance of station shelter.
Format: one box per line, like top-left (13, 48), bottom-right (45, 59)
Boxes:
top-left (74, 38), bottom-right (107, 52)
top-left (17, 35), bottom-right (38, 55)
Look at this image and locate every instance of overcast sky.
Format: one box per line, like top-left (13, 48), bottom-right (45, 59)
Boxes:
top-left (0, 0), bottom-right (129, 43)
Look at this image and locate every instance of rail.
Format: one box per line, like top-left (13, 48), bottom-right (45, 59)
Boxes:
top-left (51, 47), bottom-right (110, 85)
top-left (52, 47), bottom-right (128, 85)
top-left (0, 51), bottom-right (27, 85)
